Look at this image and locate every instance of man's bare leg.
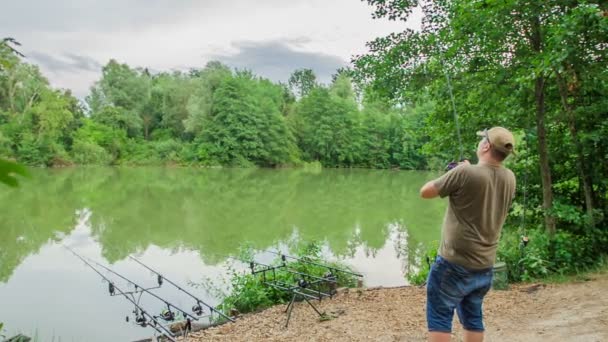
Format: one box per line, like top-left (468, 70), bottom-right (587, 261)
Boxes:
top-left (463, 329), bottom-right (484, 342)
top-left (429, 331), bottom-right (451, 342)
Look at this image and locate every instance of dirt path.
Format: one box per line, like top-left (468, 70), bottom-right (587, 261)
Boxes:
top-left (188, 272), bottom-right (608, 341)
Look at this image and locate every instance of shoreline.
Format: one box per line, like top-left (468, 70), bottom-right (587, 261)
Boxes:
top-left (182, 272), bottom-right (608, 341)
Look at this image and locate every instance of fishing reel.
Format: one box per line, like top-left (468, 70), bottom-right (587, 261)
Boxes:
top-left (297, 278), bottom-right (309, 289)
top-left (136, 315), bottom-right (148, 327)
top-left (108, 282), bottom-right (116, 296)
top-left (128, 309), bottom-right (148, 327)
top-left (192, 302), bottom-right (204, 316)
top-left (323, 271), bottom-right (337, 282)
top-left (159, 308), bottom-right (176, 321)
top-left (324, 272), bottom-right (337, 295)
top-left (445, 158), bottom-right (470, 171)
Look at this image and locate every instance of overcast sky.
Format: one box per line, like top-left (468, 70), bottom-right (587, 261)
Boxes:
top-left (1, 0), bottom-right (420, 98)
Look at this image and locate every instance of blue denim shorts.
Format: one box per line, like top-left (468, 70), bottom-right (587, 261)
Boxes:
top-left (426, 256), bottom-right (493, 333)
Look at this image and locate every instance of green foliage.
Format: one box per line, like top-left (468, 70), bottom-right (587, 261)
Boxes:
top-left (184, 61), bottom-right (232, 135)
top-left (199, 73), bottom-right (298, 167)
top-left (16, 133), bottom-right (69, 166)
top-left (407, 240), bottom-right (438, 285)
top-left (288, 68), bottom-right (317, 98)
top-left (1, 40), bottom-right (427, 170)
top-left (71, 120), bottom-right (126, 164)
top-left (293, 87), bottom-right (359, 166)
top-left (408, 224), bottom-right (607, 285)
top-left (71, 140), bottom-right (111, 165)
top-left (498, 228), bottom-right (551, 281)
top-left (0, 158), bottom-right (28, 187)
top-left (498, 226), bottom-right (608, 282)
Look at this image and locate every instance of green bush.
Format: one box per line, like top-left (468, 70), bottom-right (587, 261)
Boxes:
top-left (71, 140), bottom-right (112, 165)
top-left (498, 228), bottom-right (550, 281)
top-left (151, 139), bottom-right (181, 162)
top-left (0, 131), bottom-right (12, 158)
top-left (15, 134), bottom-right (71, 167)
top-left (17, 133), bottom-right (50, 166)
top-left (72, 120), bottom-right (126, 162)
top-left (177, 142), bottom-right (198, 164)
top-left (497, 226), bottom-right (608, 282)
top-left (202, 242), bottom-right (359, 316)
top-left (120, 139), bottom-right (158, 165)
top-left (407, 225), bottom-right (607, 285)
top-left (407, 241), bottom-right (439, 285)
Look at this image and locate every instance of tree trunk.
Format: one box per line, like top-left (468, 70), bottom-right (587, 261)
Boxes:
top-left (143, 114), bottom-right (151, 140)
top-left (535, 76), bottom-right (556, 235)
top-left (554, 69), bottom-right (595, 226)
top-left (8, 73), bottom-right (16, 112)
top-left (531, 15), bottom-right (556, 235)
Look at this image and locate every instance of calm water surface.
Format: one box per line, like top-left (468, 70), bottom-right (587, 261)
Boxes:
top-left (0, 167), bottom-right (446, 341)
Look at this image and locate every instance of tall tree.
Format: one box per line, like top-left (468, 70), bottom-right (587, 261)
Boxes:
top-left (184, 61), bottom-right (232, 135)
top-left (87, 60), bottom-right (150, 138)
top-left (199, 73), bottom-right (297, 166)
top-left (288, 68), bottom-right (317, 98)
top-left (294, 86), bottom-right (360, 166)
top-left (0, 38), bottom-right (28, 186)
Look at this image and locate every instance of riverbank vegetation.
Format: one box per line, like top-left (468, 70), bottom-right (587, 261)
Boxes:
top-left (0, 39), bottom-right (427, 170)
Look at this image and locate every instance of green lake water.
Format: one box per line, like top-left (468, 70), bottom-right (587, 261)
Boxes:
top-left (0, 167), bottom-right (446, 341)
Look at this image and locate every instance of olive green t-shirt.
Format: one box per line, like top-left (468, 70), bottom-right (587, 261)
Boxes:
top-left (433, 163), bottom-right (516, 269)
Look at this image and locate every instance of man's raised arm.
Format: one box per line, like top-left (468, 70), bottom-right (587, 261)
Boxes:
top-left (420, 180), bottom-right (439, 199)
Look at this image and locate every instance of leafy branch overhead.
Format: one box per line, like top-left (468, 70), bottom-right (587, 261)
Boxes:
top-left (0, 159), bottom-right (29, 187)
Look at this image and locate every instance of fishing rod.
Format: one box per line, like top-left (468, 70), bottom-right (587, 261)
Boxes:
top-left (129, 256), bottom-right (235, 322)
top-left (86, 257), bottom-right (200, 322)
top-left (445, 71), bottom-right (464, 162)
top-left (264, 250), bottom-right (363, 278)
top-left (64, 246), bottom-right (177, 342)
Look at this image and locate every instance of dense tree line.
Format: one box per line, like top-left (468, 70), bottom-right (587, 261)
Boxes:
top-left (354, 0), bottom-right (607, 279)
top-left (0, 43), bottom-right (428, 170)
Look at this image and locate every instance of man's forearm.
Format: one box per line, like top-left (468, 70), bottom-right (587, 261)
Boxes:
top-left (420, 180), bottom-right (439, 199)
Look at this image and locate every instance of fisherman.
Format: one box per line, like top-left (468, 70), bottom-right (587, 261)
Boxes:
top-left (419, 127), bottom-right (516, 342)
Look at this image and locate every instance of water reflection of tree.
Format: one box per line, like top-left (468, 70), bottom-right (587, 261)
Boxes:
top-left (0, 167), bottom-right (445, 281)
top-left (0, 169), bottom-right (80, 282)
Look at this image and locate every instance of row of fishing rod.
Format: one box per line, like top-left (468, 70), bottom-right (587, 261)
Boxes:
top-left (65, 246), bottom-right (361, 341)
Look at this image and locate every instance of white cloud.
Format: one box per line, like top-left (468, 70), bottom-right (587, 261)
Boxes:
top-left (209, 39), bottom-right (347, 84)
top-left (1, 0), bottom-right (421, 98)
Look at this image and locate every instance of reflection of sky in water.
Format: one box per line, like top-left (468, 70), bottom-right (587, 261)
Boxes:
top-left (341, 223), bottom-right (410, 287)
